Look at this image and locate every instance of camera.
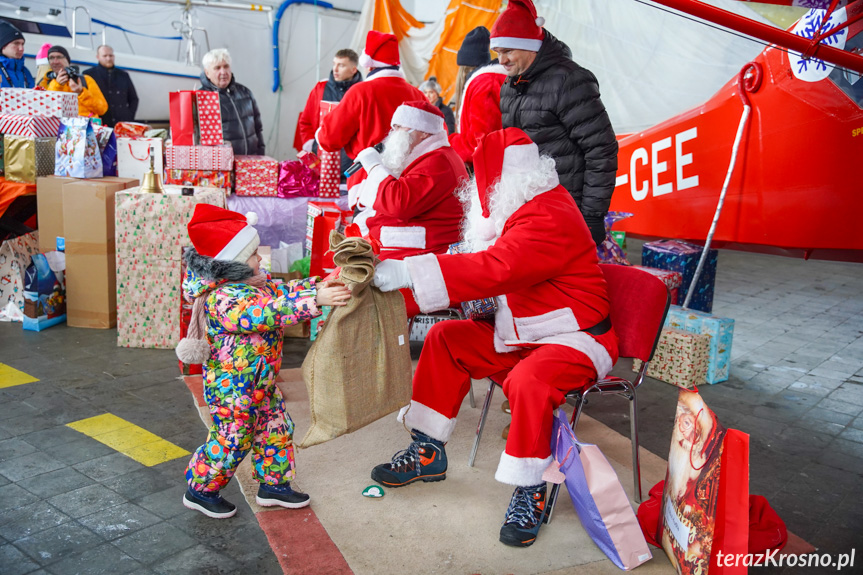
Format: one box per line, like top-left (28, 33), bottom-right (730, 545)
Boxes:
top-left (46, 65), bottom-right (87, 88)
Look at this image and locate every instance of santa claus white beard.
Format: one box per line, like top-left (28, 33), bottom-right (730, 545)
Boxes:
top-left (380, 129), bottom-right (413, 177)
top-left (458, 154), bottom-right (560, 252)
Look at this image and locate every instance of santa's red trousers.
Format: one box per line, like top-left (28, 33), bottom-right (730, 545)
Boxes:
top-left (409, 319), bottom-right (596, 477)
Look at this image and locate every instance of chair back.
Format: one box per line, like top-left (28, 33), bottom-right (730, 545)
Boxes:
top-left (599, 264), bottom-right (670, 363)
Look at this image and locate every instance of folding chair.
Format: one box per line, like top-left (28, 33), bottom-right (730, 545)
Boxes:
top-left (408, 307), bottom-right (476, 408)
top-left (468, 263), bottom-right (671, 516)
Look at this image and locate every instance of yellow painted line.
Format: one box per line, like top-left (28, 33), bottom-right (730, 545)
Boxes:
top-left (0, 363), bottom-right (39, 389)
top-left (67, 414), bottom-right (190, 466)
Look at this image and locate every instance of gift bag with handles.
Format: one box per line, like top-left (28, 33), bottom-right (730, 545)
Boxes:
top-left (54, 117), bottom-right (102, 178)
top-left (117, 137), bottom-right (163, 182)
top-left (657, 387), bottom-right (749, 575)
top-left (549, 409), bottom-right (652, 571)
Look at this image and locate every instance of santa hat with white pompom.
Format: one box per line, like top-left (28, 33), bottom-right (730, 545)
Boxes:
top-left (489, 0), bottom-right (546, 53)
top-left (187, 203), bottom-right (260, 264)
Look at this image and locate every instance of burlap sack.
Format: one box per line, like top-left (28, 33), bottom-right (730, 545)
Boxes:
top-left (299, 230), bottom-right (412, 448)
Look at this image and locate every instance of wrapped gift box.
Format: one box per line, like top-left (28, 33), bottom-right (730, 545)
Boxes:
top-left (633, 328), bottom-right (709, 388)
top-left (4, 135), bottom-right (56, 184)
top-left (0, 231), bottom-right (40, 318)
top-left (234, 155), bottom-right (279, 197)
top-left (665, 305), bottom-right (734, 384)
top-left (0, 114), bottom-right (61, 138)
top-left (194, 91), bottom-right (224, 146)
top-left (632, 265), bottom-right (683, 305)
top-left (115, 188), bottom-right (226, 259)
top-left (165, 168), bottom-right (232, 191)
top-left (0, 88), bottom-right (78, 118)
top-left (116, 256), bottom-right (182, 348)
top-left (115, 188), bottom-right (227, 348)
top-left (166, 143), bottom-right (233, 171)
top-left (642, 239), bottom-right (717, 313)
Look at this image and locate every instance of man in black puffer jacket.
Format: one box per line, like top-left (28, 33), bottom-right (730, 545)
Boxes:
top-left (491, 0), bottom-right (617, 245)
top-left (199, 48), bottom-right (265, 156)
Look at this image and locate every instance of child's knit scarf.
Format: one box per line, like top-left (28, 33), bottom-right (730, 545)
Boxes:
top-left (175, 272), bottom-right (270, 365)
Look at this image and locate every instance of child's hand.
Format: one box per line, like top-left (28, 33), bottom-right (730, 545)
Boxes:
top-left (316, 281), bottom-right (351, 307)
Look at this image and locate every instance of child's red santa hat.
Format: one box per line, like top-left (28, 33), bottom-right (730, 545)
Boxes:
top-left (187, 203), bottom-right (260, 264)
top-left (359, 30), bottom-right (400, 69)
top-left (390, 100), bottom-right (446, 134)
top-left (490, 0), bottom-right (545, 53)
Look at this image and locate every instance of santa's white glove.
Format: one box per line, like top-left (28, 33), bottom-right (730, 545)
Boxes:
top-left (356, 146), bottom-right (383, 172)
top-left (302, 139), bottom-right (315, 153)
top-left (373, 259), bottom-right (412, 292)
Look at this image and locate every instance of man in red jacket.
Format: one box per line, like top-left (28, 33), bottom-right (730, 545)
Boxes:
top-left (317, 31), bottom-right (423, 198)
top-left (353, 100), bottom-right (468, 316)
top-left (370, 128), bottom-right (619, 548)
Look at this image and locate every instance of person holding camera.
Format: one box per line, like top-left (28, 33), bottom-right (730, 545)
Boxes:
top-left (39, 46), bottom-right (108, 118)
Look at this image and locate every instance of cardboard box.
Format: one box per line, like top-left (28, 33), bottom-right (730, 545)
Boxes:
top-left (62, 180), bottom-right (131, 328)
top-left (36, 176), bottom-right (139, 253)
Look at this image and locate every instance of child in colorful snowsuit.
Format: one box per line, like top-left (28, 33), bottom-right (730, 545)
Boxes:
top-left (177, 204), bottom-right (350, 519)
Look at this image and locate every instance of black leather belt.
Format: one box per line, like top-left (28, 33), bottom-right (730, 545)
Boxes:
top-left (582, 316), bottom-right (612, 336)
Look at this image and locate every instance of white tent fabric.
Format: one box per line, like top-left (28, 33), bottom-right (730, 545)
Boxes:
top-left (533, 0), bottom-right (776, 134)
top-left (349, 0), bottom-right (447, 86)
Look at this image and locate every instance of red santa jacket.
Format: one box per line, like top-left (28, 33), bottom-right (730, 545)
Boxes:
top-left (448, 64), bottom-right (507, 164)
top-left (294, 80), bottom-right (326, 151)
top-left (404, 185), bottom-right (618, 378)
top-left (354, 131), bottom-right (467, 261)
top-left (317, 69), bottom-right (423, 163)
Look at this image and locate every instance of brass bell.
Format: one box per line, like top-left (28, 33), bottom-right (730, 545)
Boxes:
top-left (139, 145), bottom-right (164, 194)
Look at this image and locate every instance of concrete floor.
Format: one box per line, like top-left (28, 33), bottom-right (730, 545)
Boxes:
top-left (0, 239), bottom-right (861, 574)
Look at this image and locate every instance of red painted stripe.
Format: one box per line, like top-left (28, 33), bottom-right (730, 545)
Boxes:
top-left (256, 508), bottom-right (353, 575)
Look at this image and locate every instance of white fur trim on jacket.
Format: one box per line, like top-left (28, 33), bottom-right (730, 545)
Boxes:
top-left (364, 68), bottom-right (406, 81)
top-left (380, 226), bottom-right (426, 249)
top-left (391, 105), bottom-right (445, 134)
top-left (492, 295), bottom-right (614, 379)
top-left (489, 36), bottom-right (543, 52)
top-left (457, 63), bottom-right (507, 120)
top-left (495, 451), bottom-right (554, 486)
top-left (405, 253), bottom-right (450, 313)
top-left (352, 165), bottom-right (394, 235)
top-left (397, 400), bottom-right (457, 443)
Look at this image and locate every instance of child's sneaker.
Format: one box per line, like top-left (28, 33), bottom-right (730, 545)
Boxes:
top-left (499, 483), bottom-right (547, 547)
top-left (183, 486), bottom-right (237, 519)
top-left (370, 429), bottom-right (447, 487)
top-left (256, 482), bottom-right (311, 509)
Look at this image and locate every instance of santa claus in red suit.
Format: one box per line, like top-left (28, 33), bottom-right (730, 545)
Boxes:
top-left (448, 26), bottom-right (508, 164)
top-left (353, 100), bottom-right (468, 316)
top-left (369, 128), bottom-right (619, 548)
top-left (316, 30), bottom-right (424, 194)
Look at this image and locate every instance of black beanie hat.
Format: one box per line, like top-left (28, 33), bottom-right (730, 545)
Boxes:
top-left (47, 45), bottom-right (70, 62)
top-left (0, 20), bottom-right (24, 51)
top-left (457, 26), bottom-right (491, 67)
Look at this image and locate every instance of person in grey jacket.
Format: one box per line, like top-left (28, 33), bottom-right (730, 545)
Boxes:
top-left (199, 48), bottom-right (265, 155)
top-left (491, 0), bottom-right (618, 246)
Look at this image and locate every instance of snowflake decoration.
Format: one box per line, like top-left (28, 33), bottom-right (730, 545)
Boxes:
top-left (791, 8), bottom-right (848, 81)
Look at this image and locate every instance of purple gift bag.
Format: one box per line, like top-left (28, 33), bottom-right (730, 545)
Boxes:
top-left (550, 410), bottom-right (652, 571)
top-left (278, 160), bottom-right (319, 198)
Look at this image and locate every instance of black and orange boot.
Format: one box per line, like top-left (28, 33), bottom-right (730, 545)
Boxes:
top-left (499, 483), bottom-right (547, 547)
top-left (370, 430), bottom-right (447, 487)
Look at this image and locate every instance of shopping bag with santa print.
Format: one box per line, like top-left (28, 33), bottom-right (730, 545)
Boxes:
top-left (54, 117), bottom-right (103, 178)
top-left (657, 387), bottom-right (749, 574)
